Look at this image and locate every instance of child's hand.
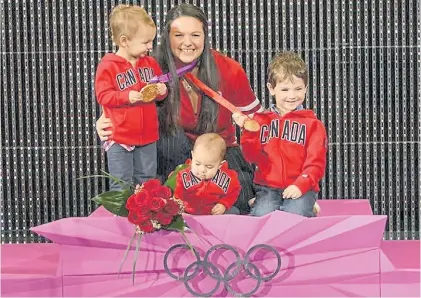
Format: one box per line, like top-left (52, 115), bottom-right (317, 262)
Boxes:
top-left (248, 197), bottom-right (256, 207)
top-left (129, 90), bottom-right (143, 103)
top-left (232, 112), bottom-right (248, 128)
top-left (211, 203), bottom-right (226, 215)
top-left (313, 202), bottom-right (321, 215)
top-left (156, 83), bottom-right (167, 96)
top-left (282, 185), bottom-right (302, 199)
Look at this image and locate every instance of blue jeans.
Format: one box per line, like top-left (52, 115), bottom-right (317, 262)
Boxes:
top-left (250, 184), bottom-right (317, 217)
top-left (106, 142), bottom-right (157, 191)
top-left (224, 206), bottom-right (240, 215)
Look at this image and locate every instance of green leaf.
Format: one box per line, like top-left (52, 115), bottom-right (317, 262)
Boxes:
top-left (179, 230), bottom-right (196, 258)
top-left (164, 215), bottom-right (186, 232)
top-left (91, 189), bottom-right (131, 217)
top-left (164, 164), bottom-right (189, 191)
top-left (78, 170), bottom-right (133, 190)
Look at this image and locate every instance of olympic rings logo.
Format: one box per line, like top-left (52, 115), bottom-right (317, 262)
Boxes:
top-left (164, 243), bottom-right (281, 297)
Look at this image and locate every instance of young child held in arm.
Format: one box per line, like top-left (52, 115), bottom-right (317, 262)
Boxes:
top-left (95, 5), bottom-right (168, 191)
top-left (233, 52), bottom-right (327, 217)
top-left (174, 133), bottom-right (241, 215)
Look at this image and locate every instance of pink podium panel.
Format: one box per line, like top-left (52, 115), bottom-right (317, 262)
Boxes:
top-left (0, 243), bottom-right (62, 297)
top-left (317, 199), bottom-right (373, 216)
top-left (89, 205), bottom-right (114, 218)
top-left (31, 211), bottom-right (387, 296)
top-left (380, 240), bottom-right (420, 297)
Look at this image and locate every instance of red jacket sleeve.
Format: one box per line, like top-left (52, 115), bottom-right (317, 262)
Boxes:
top-left (240, 114), bottom-right (269, 165)
top-left (95, 63), bottom-right (131, 108)
top-left (231, 65), bottom-right (263, 115)
top-left (218, 171), bottom-right (241, 209)
top-left (240, 129), bottom-right (265, 164)
top-left (215, 52), bottom-right (262, 115)
top-left (292, 121), bottom-right (328, 194)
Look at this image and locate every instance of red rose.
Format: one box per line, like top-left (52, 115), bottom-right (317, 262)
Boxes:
top-left (135, 206), bottom-right (150, 218)
top-left (155, 212), bottom-right (174, 225)
top-left (126, 191), bottom-right (151, 215)
top-left (126, 195), bottom-right (138, 211)
top-left (149, 212), bottom-right (158, 221)
top-left (134, 190), bottom-right (151, 206)
top-left (128, 210), bottom-right (149, 225)
top-left (142, 179), bottom-right (162, 192)
top-left (150, 186), bottom-right (172, 199)
top-left (137, 219), bottom-right (154, 233)
top-left (148, 197), bottom-right (166, 212)
top-left (163, 199), bottom-right (180, 216)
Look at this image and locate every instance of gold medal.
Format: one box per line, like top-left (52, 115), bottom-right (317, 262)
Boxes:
top-left (244, 119), bottom-right (260, 132)
top-left (140, 84), bottom-right (159, 102)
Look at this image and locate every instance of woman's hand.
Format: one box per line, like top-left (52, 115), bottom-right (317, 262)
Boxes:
top-left (96, 113), bottom-right (112, 141)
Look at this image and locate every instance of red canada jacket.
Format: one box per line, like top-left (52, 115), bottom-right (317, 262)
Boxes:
top-left (241, 110), bottom-right (327, 194)
top-left (95, 53), bottom-right (166, 145)
top-left (174, 159), bottom-right (241, 215)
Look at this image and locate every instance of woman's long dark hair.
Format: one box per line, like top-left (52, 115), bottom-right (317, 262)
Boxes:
top-left (155, 3), bottom-right (220, 136)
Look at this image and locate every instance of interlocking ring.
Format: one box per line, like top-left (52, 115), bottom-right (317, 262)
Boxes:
top-left (164, 243), bottom-right (282, 297)
top-left (203, 244), bottom-right (242, 281)
top-left (183, 261), bottom-right (222, 297)
top-left (224, 261), bottom-right (262, 297)
top-left (163, 243), bottom-right (201, 281)
top-left (244, 244), bottom-right (282, 281)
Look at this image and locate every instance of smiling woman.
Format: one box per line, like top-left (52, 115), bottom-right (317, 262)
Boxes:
top-left (96, 3), bottom-right (263, 214)
top-left (169, 16), bottom-right (205, 64)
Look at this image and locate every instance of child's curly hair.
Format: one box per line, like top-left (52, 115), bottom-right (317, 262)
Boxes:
top-left (267, 52), bottom-right (308, 87)
top-left (109, 4), bottom-right (155, 45)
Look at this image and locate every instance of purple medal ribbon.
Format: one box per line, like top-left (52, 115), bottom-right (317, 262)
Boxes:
top-left (149, 60), bottom-right (198, 83)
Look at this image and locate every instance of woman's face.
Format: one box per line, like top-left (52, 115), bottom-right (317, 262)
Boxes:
top-left (169, 16), bottom-right (205, 64)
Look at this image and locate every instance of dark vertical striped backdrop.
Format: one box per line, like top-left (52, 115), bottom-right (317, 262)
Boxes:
top-left (1, 0), bottom-right (420, 243)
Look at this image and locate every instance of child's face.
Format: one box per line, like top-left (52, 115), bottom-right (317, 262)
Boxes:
top-left (190, 145), bottom-right (222, 180)
top-left (268, 75), bottom-right (307, 116)
top-left (124, 25), bottom-right (156, 59)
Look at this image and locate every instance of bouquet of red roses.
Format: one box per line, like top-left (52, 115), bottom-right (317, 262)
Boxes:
top-left (126, 179), bottom-right (185, 234)
top-left (82, 166), bottom-right (190, 284)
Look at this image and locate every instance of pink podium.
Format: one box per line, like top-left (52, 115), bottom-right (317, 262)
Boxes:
top-left (1, 243), bottom-right (62, 297)
top-left (1, 199), bottom-right (419, 297)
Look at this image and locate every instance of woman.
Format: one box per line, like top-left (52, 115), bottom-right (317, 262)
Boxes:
top-left (96, 4), bottom-right (263, 213)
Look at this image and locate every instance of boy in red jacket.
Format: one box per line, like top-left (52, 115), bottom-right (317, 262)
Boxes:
top-left (95, 5), bottom-right (167, 190)
top-left (174, 133), bottom-right (241, 215)
top-left (233, 52), bottom-right (327, 217)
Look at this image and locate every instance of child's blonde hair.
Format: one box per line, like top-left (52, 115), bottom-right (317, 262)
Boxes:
top-left (193, 133), bottom-right (227, 160)
top-left (109, 5), bottom-right (155, 45)
top-left (267, 52), bottom-right (308, 87)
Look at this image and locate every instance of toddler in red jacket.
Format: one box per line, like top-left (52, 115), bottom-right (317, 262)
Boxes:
top-left (174, 133), bottom-right (241, 215)
top-left (95, 5), bottom-right (167, 190)
top-left (233, 52), bottom-right (328, 217)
